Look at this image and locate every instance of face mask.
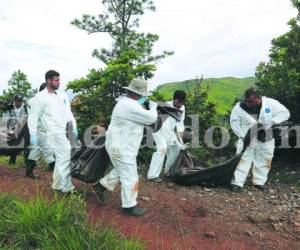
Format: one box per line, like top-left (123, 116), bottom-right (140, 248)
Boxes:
top-left (138, 96), bottom-right (148, 105)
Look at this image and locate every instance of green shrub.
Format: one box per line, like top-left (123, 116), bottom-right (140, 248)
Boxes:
top-left (0, 193), bottom-right (143, 250)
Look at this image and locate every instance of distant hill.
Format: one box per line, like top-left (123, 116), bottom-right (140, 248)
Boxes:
top-left (156, 77), bottom-right (257, 114)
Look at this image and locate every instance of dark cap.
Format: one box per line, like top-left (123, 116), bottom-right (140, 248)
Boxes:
top-left (13, 94), bottom-right (24, 102)
top-left (173, 90), bottom-right (187, 101)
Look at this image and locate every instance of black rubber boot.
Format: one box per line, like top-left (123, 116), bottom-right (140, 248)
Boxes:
top-left (253, 185), bottom-right (267, 192)
top-left (123, 206), bottom-right (146, 217)
top-left (230, 184), bottom-right (242, 193)
top-left (8, 155), bottom-right (17, 165)
top-left (91, 182), bottom-right (108, 205)
top-left (25, 160), bottom-right (39, 179)
top-left (148, 177), bottom-right (163, 183)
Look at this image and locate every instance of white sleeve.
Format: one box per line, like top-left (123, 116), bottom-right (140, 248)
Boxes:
top-left (176, 105), bottom-right (185, 133)
top-left (128, 104), bottom-right (158, 126)
top-left (230, 105), bottom-right (245, 138)
top-left (66, 98), bottom-right (77, 130)
top-left (27, 96), bottom-right (42, 136)
top-left (270, 99), bottom-right (290, 125)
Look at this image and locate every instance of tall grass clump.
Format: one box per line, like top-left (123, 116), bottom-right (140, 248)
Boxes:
top-left (0, 193), bottom-right (144, 250)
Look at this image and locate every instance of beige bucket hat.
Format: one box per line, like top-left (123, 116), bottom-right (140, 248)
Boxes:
top-left (123, 78), bottom-right (152, 97)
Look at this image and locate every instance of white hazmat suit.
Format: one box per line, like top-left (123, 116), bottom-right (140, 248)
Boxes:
top-left (100, 96), bottom-right (158, 208)
top-left (27, 98), bottom-right (55, 164)
top-left (27, 89), bottom-right (76, 165)
top-left (28, 89), bottom-right (77, 192)
top-left (147, 101), bottom-right (185, 179)
top-left (230, 97), bottom-right (290, 187)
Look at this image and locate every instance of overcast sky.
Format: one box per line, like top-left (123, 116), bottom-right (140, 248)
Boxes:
top-left (0, 0), bottom-right (297, 92)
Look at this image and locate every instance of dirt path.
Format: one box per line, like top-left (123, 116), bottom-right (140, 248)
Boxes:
top-left (0, 165), bottom-right (299, 250)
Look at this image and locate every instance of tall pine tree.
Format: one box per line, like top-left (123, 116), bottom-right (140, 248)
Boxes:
top-left (68, 0), bottom-right (173, 132)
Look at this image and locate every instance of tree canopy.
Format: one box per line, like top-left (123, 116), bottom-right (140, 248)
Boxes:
top-left (68, 0), bottom-right (173, 132)
top-left (256, 0), bottom-right (300, 123)
top-left (0, 70), bottom-right (36, 102)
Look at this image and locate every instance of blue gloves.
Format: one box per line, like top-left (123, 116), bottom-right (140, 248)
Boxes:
top-left (30, 134), bottom-right (38, 146)
top-left (138, 96), bottom-right (148, 105)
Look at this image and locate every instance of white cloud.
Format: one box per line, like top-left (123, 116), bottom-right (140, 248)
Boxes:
top-left (0, 0), bottom-right (297, 93)
top-left (0, 0), bottom-right (107, 91)
top-left (144, 0), bottom-right (297, 88)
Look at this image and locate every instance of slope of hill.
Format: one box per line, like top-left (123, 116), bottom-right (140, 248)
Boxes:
top-left (156, 77), bottom-right (257, 114)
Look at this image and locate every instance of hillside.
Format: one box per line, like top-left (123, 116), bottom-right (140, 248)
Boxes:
top-left (156, 77), bottom-right (257, 114)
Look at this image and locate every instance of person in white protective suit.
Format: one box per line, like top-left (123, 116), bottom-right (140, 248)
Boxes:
top-left (91, 78), bottom-right (158, 217)
top-left (230, 88), bottom-right (290, 192)
top-left (28, 70), bottom-right (78, 193)
top-left (147, 90), bottom-right (186, 183)
top-left (25, 83), bottom-right (55, 179)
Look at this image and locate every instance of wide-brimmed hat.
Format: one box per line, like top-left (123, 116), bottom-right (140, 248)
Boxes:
top-left (123, 78), bottom-right (152, 97)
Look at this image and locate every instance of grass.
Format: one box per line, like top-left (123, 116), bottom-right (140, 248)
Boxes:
top-left (156, 76), bottom-right (256, 114)
top-left (0, 155), bottom-right (48, 170)
top-left (0, 193), bottom-right (144, 250)
top-left (0, 155), bottom-right (26, 169)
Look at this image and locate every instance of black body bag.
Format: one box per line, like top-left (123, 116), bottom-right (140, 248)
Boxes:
top-left (71, 135), bottom-right (110, 183)
top-left (146, 102), bottom-right (183, 133)
top-left (169, 121), bottom-right (295, 187)
top-left (169, 150), bottom-right (242, 187)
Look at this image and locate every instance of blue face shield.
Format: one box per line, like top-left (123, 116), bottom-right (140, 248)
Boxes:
top-left (138, 96), bottom-right (148, 105)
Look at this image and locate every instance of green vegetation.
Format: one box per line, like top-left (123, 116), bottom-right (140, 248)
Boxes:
top-left (0, 193), bottom-right (143, 250)
top-left (256, 0), bottom-right (300, 123)
top-left (0, 155), bottom-right (49, 170)
top-left (0, 70), bottom-right (36, 102)
top-left (156, 77), bottom-right (256, 114)
top-left (69, 0), bottom-right (173, 133)
top-left (0, 156), bottom-right (25, 169)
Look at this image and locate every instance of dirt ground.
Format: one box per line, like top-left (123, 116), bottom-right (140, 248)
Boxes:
top-left (0, 164), bottom-right (300, 250)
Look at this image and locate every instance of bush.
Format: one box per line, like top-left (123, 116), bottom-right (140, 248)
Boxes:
top-left (0, 193), bottom-right (143, 250)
